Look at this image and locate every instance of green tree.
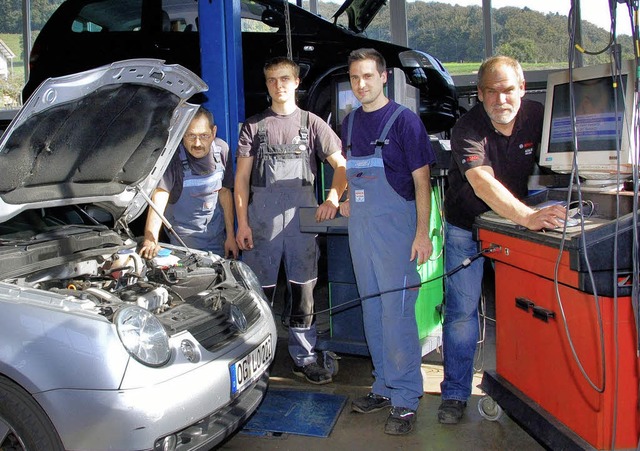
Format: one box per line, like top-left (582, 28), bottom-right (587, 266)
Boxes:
top-left (496, 38), bottom-right (536, 62)
top-left (0, 0), bottom-right (62, 33)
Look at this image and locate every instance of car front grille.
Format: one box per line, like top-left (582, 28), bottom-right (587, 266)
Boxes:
top-left (157, 292), bottom-right (261, 352)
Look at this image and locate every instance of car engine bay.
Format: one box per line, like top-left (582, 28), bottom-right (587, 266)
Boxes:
top-left (0, 206), bottom-right (264, 351)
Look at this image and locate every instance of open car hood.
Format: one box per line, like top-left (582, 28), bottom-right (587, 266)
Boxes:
top-left (332, 0), bottom-right (386, 34)
top-left (0, 59), bottom-right (207, 224)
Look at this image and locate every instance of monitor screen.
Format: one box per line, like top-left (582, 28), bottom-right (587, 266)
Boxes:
top-left (334, 79), bottom-right (361, 133)
top-left (539, 60), bottom-right (637, 181)
top-left (547, 75), bottom-right (626, 153)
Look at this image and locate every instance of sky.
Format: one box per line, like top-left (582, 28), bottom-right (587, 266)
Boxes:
top-left (418, 0), bottom-right (634, 36)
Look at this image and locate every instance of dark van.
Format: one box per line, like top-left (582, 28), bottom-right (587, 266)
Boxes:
top-left (24, 0), bottom-right (458, 133)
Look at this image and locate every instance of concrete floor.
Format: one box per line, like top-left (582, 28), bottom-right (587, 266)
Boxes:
top-left (218, 261), bottom-right (545, 451)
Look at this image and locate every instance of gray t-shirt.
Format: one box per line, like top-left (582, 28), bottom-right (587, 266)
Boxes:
top-left (237, 108), bottom-right (342, 177)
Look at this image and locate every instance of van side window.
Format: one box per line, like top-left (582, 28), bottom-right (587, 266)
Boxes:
top-left (71, 0), bottom-right (143, 33)
top-left (240, 3), bottom-right (279, 32)
top-left (72, 19), bottom-right (103, 33)
top-left (162, 0), bottom-right (197, 32)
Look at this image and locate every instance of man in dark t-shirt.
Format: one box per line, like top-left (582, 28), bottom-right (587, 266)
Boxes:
top-left (139, 107), bottom-right (237, 260)
top-left (438, 56), bottom-right (567, 425)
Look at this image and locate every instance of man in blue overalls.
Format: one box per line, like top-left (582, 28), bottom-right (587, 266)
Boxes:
top-left (235, 57), bottom-right (347, 385)
top-left (339, 48), bottom-right (435, 435)
top-left (139, 107), bottom-right (238, 260)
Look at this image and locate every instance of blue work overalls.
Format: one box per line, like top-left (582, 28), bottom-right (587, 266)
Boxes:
top-left (243, 111), bottom-right (320, 366)
top-left (165, 144), bottom-right (225, 256)
top-left (345, 106), bottom-right (423, 410)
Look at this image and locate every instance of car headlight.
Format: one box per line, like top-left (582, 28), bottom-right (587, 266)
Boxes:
top-left (115, 305), bottom-right (171, 367)
top-left (233, 260), bottom-right (268, 303)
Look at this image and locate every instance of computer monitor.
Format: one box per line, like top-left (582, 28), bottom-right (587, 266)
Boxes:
top-left (538, 60), bottom-right (637, 184)
top-left (331, 67), bottom-right (419, 134)
top-left (332, 77), bottom-right (360, 135)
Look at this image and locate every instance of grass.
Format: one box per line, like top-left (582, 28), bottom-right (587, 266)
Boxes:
top-left (443, 61), bottom-right (569, 76)
top-left (0, 34), bottom-right (24, 65)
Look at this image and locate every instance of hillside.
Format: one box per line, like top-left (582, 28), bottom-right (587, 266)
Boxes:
top-left (316, 1), bottom-right (634, 67)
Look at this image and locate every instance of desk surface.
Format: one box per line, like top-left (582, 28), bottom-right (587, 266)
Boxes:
top-left (299, 207), bottom-right (348, 234)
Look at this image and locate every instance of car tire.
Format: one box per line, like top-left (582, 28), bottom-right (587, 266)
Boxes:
top-left (0, 376), bottom-right (65, 451)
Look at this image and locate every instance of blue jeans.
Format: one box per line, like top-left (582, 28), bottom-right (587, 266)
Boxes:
top-left (441, 222), bottom-right (484, 402)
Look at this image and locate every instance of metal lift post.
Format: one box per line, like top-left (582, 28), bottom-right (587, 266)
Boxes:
top-left (198, 0), bottom-right (245, 148)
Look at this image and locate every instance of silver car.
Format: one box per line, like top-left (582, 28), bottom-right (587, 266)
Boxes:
top-left (0, 59), bottom-right (277, 451)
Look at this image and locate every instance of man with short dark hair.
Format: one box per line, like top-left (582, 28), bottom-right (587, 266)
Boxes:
top-left (340, 48), bottom-right (435, 435)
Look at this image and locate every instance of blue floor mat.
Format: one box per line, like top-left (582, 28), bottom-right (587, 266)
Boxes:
top-left (240, 389), bottom-right (348, 438)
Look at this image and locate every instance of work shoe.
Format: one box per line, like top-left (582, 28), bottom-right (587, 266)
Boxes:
top-left (384, 407), bottom-right (416, 435)
top-left (351, 393), bottom-right (392, 413)
top-left (292, 362), bottom-right (332, 385)
top-left (437, 399), bottom-right (467, 424)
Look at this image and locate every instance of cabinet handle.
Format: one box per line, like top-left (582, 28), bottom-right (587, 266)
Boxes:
top-left (515, 297), bottom-right (535, 312)
top-left (532, 306), bottom-right (555, 322)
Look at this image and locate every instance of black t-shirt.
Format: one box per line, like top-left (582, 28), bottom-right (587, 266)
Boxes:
top-left (444, 98), bottom-right (544, 230)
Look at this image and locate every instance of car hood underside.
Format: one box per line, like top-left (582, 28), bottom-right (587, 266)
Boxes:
top-left (0, 59), bottom-right (206, 223)
top-left (2, 84), bottom-right (173, 203)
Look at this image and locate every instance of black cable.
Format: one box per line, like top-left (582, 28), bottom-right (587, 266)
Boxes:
top-left (570, 0), bottom-right (616, 57)
top-left (275, 245), bottom-right (499, 320)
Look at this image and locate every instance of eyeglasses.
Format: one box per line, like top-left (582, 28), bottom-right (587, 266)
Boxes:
top-left (185, 133), bottom-right (212, 141)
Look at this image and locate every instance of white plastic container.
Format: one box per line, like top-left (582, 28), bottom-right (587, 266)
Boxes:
top-left (151, 248), bottom-right (181, 268)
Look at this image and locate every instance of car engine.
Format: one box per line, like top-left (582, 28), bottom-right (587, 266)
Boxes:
top-left (0, 222), bottom-right (264, 351)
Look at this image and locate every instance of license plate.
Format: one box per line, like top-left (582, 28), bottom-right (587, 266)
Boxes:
top-left (230, 335), bottom-right (272, 395)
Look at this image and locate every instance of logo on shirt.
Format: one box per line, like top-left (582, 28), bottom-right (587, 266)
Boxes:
top-left (292, 136), bottom-right (307, 152)
top-left (462, 155), bottom-right (481, 165)
top-left (354, 160), bottom-right (373, 168)
top-left (520, 141), bottom-right (535, 156)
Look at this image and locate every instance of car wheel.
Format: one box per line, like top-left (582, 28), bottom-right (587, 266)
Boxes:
top-left (0, 376), bottom-right (65, 451)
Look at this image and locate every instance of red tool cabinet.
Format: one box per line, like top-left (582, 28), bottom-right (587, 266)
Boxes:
top-left (474, 189), bottom-right (639, 450)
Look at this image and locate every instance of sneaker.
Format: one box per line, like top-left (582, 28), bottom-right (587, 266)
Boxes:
top-left (351, 393), bottom-right (392, 413)
top-left (437, 399), bottom-right (467, 424)
top-left (384, 407), bottom-right (416, 435)
top-left (292, 361), bottom-right (332, 385)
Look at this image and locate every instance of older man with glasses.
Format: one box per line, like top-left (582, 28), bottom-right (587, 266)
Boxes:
top-left (139, 106), bottom-right (238, 260)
